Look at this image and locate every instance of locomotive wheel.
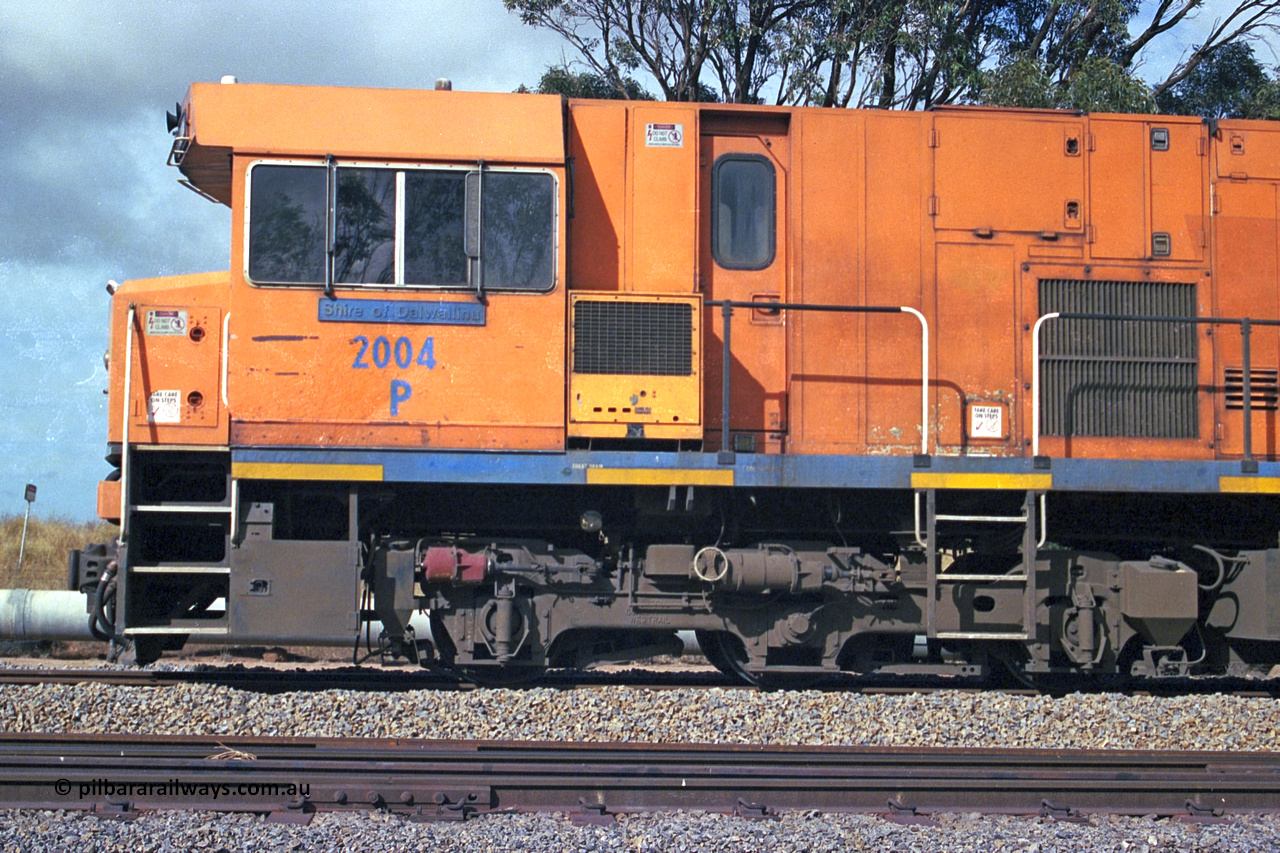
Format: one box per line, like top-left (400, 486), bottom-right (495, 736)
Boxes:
top-left (695, 630), bottom-right (760, 686)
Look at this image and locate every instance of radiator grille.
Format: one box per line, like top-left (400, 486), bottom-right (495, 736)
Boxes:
top-left (1039, 279), bottom-right (1198, 437)
top-left (573, 301), bottom-right (693, 376)
top-left (1225, 368), bottom-right (1280, 410)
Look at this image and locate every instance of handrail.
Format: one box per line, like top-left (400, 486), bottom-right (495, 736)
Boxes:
top-left (1032, 311), bottom-right (1280, 468)
top-left (220, 312), bottom-right (231, 408)
top-left (707, 300), bottom-right (930, 457)
top-left (119, 305), bottom-right (137, 545)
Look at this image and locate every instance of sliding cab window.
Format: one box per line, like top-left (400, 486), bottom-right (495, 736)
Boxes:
top-left (247, 164), bottom-right (327, 283)
top-left (246, 162), bottom-right (556, 291)
top-left (711, 154), bottom-right (776, 270)
top-left (333, 168), bottom-right (396, 284)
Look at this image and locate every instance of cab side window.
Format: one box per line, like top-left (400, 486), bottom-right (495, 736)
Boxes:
top-left (247, 165), bottom-right (326, 284)
top-left (479, 172), bottom-right (555, 290)
top-left (404, 171), bottom-right (467, 286)
top-left (247, 163), bottom-right (556, 292)
top-left (711, 154), bottom-right (775, 270)
top-left (334, 168), bottom-right (396, 285)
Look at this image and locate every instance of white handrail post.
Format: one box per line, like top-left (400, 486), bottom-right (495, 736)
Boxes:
top-left (1031, 312), bottom-right (1060, 458)
top-left (220, 312), bottom-right (231, 407)
top-left (900, 307), bottom-right (930, 455)
top-left (120, 305), bottom-right (137, 545)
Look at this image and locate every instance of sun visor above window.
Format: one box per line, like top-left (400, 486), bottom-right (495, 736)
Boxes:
top-left (174, 83), bottom-right (566, 203)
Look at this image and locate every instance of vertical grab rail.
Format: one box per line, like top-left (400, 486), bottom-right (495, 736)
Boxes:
top-left (1032, 312), bottom-right (1276, 470)
top-left (1030, 312), bottom-right (1060, 459)
top-left (119, 305), bottom-right (137, 545)
top-left (709, 300), bottom-right (930, 458)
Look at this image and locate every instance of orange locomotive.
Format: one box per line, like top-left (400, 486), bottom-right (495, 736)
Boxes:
top-left (69, 78), bottom-right (1280, 681)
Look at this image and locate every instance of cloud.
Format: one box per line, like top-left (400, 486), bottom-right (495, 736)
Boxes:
top-left (0, 1), bottom-right (564, 517)
top-left (0, 0), bottom-right (1263, 518)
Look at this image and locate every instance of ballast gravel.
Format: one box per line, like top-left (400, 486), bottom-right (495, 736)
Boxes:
top-left (0, 681), bottom-right (1279, 750)
top-left (4, 674), bottom-right (1280, 850)
top-left (1, 809), bottom-right (1278, 853)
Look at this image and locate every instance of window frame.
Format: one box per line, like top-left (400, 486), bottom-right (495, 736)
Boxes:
top-left (243, 159), bottom-right (560, 294)
top-left (710, 153), bottom-right (777, 271)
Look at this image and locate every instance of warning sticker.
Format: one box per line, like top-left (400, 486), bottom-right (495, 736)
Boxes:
top-left (969, 405), bottom-right (1003, 439)
top-left (147, 390), bottom-right (182, 424)
top-left (146, 310), bottom-right (187, 336)
top-left (645, 123), bottom-right (684, 148)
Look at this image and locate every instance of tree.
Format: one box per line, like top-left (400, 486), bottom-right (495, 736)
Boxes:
top-left (504, 0), bottom-right (722, 101)
top-left (978, 54), bottom-right (1156, 113)
top-left (1156, 41), bottom-right (1279, 118)
top-left (518, 66), bottom-right (655, 99)
top-left (507, 0), bottom-right (1280, 111)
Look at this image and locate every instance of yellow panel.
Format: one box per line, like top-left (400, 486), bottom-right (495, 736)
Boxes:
top-left (585, 468), bottom-right (734, 486)
top-left (568, 293), bottom-right (702, 433)
top-left (232, 462), bottom-right (384, 481)
top-left (1220, 476), bottom-right (1280, 494)
top-left (911, 472), bottom-right (1052, 490)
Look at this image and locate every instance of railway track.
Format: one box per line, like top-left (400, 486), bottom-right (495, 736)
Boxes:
top-left (0, 664), bottom-right (1277, 696)
top-left (1, 733), bottom-right (1276, 820)
top-left (0, 665), bottom-right (740, 693)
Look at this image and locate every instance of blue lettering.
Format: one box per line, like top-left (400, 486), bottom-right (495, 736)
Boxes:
top-left (351, 336), bottom-right (440, 371)
top-left (372, 336), bottom-right (391, 368)
top-left (351, 336), bottom-right (370, 369)
top-left (417, 337), bottom-right (436, 369)
top-left (390, 380), bottom-right (412, 416)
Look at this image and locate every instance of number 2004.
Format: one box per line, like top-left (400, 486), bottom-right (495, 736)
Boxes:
top-left (350, 336), bottom-right (436, 370)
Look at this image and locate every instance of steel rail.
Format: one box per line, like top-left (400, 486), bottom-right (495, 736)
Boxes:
top-left (3, 665), bottom-right (1280, 696)
top-left (0, 666), bottom-right (741, 693)
top-left (0, 733), bottom-right (1276, 819)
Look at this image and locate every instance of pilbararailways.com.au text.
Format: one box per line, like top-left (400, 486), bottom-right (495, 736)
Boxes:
top-left (56, 779), bottom-right (309, 800)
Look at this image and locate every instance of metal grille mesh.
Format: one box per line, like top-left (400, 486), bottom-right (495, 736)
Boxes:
top-left (1039, 279), bottom-right (1198, 437)
top-left (1225, 368), bottom-right (1280, 411)
top-left (573, 301), bottom-right (693, 376)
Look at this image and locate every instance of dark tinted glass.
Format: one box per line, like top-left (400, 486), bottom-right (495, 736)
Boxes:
top-left (334, 168), bottom-right (396, 284)
top-left (248, 165), bottom-right (326, 283)
top-left (712, 156), bottom-right (775, 269)
top-left (482, 172), bottom-right (555, 290)
top-left (404, 171), bottom-right (467, 285)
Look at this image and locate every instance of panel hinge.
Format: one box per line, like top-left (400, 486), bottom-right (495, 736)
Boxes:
top-left (927, 195), bottom-right (939, 216)
top-left (927, 129), bottom-right (939, 148)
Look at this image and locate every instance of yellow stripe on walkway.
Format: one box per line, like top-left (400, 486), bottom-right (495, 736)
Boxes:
top-left (232, 462), bottom-right (384, 482)
top-left (911, 472), bottom-right (1052, 490)
top-left (585, 468), bottom-right (735, 487)
top-left (1220, 476), bottom-right (1280, 494)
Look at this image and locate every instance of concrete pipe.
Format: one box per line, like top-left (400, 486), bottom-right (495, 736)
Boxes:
top-left (0, 590), bottom-right (97, 642)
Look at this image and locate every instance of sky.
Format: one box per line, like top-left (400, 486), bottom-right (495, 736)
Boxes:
top-left (0, 0), bottom-right (1261, 520)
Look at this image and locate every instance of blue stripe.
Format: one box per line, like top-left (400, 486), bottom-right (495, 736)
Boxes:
top-left (230, 448), bottom-right (1280, 494)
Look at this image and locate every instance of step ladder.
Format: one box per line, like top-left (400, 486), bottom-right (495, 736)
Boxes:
top-left (913, 489), bottom-right (1045, 641)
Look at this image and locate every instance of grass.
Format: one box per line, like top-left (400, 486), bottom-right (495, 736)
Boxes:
top-left (0, 514), bottom-right (117, 590)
